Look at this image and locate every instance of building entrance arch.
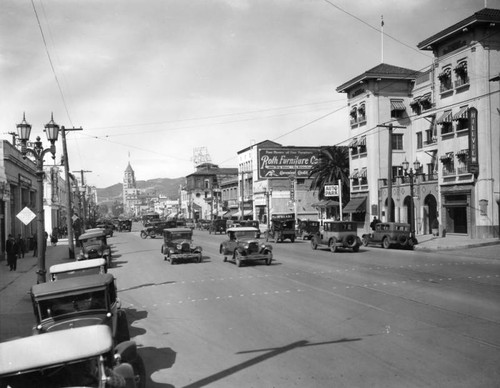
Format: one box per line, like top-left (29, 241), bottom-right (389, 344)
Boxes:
top-left (424, 194), bottom-right (437, 235)
top-left (384, 197), bottom-right (395, 222)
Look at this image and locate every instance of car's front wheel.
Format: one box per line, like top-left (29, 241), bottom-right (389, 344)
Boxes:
top-left (329, 238), bottom-right (338, 253)
top-left (382, 237), bottom-right (391, 249)
top-left (140, 231), bottom-right (147, 239)
top-left (131, 354), bottom-right (146, 388)
top-left (361, 236), bottom-right (369, 247)
top-left (311, 238), bottom-right (318, 250)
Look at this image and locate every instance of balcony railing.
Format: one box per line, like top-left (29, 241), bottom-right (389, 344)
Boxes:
top-left (442, 168), bottom-right (456, 176)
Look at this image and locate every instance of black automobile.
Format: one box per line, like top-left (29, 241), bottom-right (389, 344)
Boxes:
top-left (209, 219), bottom-right (227, 234)
top-left (140, 220), bottom-right (176, 239)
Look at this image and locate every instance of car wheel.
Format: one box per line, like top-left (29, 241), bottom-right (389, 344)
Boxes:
top-left (234, 251), bottom-right (242, 267)
top-left (352, 245), bottom-right (360, 253)
top-left (290, 236), bottom-right (295, 243)
top-left (329, 238), bottom-right (337, 253)
top-left (361, 236), bottom-right (369, 247)
top-left (150, 234), bottom-right (156, 239)
top-left (223, 256), bottom-right (227, 262)
top-left (311, 238), bottom-right (318, 250)
top-left (346, 235), bottom-right (357, 248)
top-left (407, 238), bottom-right (415, 250)
top-left (140, 231), bottom-right (147, 239)
top-left (382, 237), bottom-right (391, 249)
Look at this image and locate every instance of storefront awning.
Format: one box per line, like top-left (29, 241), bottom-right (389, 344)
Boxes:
top-left (223, 209), bottom-right (238, 219)
top-left (437, 110), bottom-right (452, 124)
top-left (452, 106), bottom-right (468, 121)
top-left (343, 196), bottom-right (367, 213)
top-left (390, 100), bottom-right (406, 111)
top-left (311, 199), bottom-right (340, 208)
top-left (233, 210), bottom-right (252, 218)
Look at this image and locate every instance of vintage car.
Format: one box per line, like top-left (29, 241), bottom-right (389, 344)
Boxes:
top-left (161, 227), bottom-right (203, 264)
top-left (118, 219), bottom-right (133, 232)
top-left (266, 213), bottom-right (296, 243)
top-left (96, 222), bottom-right (114, 237)
top-left (361, 222), bottom-right (417, 249)
top-left (209, 218), bottom-right (227, 234)
top-left (311, 220), bottom-right (362, 252)
top-left (297, 220), bottom-right (320, 240)
top-left (220, 227), bottom-right (273, 267)
top-left (239, 220), bottom-right (262, 237)
top-left (49, 258), bottom-right (107, 281)
top-left (0, 325), bottom-right (146, 388)
top-left (140, 220), bottom-right (175, 239)
top-left (77, 229), bottom-right (112, 268)
top-left (30, 273), bottom-right (130, 344)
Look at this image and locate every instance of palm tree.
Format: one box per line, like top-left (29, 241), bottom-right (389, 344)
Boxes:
top-left (308, 146), bottom-right (350, 205)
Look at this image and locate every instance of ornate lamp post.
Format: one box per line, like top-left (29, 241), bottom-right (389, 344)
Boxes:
top-left (402, 158), bottom-right (421, 239)
top-left (17, 113), bottom-right (59, 283)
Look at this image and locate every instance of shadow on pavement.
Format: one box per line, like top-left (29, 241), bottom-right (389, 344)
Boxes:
top-left (139, 345), bottom-right (176, 388)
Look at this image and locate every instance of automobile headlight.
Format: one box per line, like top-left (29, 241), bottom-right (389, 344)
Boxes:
top-left (176, 244), bottom-right (182, 250)
top-left (243, 244), bottom-right (249, 250)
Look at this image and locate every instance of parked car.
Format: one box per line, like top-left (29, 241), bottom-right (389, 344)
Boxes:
top-left (77, 229), bottom-right (112, 268)
top-left (266, 214), bottom-right (296, 243)
top-left (361, 222), bottom-right (417, 249)
top-left (49, 258), bottom-right (107, 281)
top-left (311, 220), bottom-right (362, 252)
top-left (140, 220), bottom-right (175, 239)
top-left (239, 220), bottom-right (262, 237)
top-left (297, 220), bottom-right (320, 240)
top-left (0, 325), bottom-right (146, 388)
top-left (30, 273), bottom-right (130, 344)
top-left (226, 219), bottom-right (241, 229)
top-left (161, 227), bottom-right (203, 264)
top-left (96, 222), bottom-right (114, 237)
top-left (118, 219), bottom-right (133, 232)
top-left (220, 226), bottom-right (273, 267)
top-left (209, 218), bottom-right (227, 234)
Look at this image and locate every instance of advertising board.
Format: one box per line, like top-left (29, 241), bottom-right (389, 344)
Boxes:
top-left (258, 148), bottom-right (319, 179)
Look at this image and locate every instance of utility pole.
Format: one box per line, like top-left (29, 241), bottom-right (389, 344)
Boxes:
top-left (377, 124), bottom-right (405, 222)
top-left (73, 169), bottom-right (92, 229)
top-left (60, 126), bottom-right (82, 259)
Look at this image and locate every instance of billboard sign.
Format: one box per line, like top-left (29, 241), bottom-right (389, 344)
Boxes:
top-left (324, 185), bottom-right (339, 197)
top-left (258, 148), bottom-right (319, 179)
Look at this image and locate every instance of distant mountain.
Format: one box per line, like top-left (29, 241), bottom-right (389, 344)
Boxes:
top-left (97, 177), bottom-right (186, 202)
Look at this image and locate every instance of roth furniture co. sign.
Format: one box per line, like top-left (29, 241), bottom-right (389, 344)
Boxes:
top-left (258, 148), bottom-right (319, 179)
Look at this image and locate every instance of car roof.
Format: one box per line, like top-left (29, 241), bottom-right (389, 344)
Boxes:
top-left (31, 273), bottom-right (114, 297)
top-left (49, 258), bottom-right (106, 274)
top-left (226, 227), bottom-right (259, 232)
top-left (0, 325), bottom-right (113, 376)
top-left (163, 228), bottom-right (192, 233)
top-left (380, 222), bottom-right (410, 226)
top-left (78, 230), bottom-right (106, 240)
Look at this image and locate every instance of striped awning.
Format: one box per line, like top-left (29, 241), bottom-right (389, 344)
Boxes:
top-left (452, 106), bottom-right (468, 121)
top-left (436, 110), bottom-right (452, 124)
top-left (343, 196), bottom-right (367, 213)
top-left (358, 136), bottom-right (366, 146)
top-left (349, 138), bottom-right (358, 148)
top-left (439, 152), bottom-right (454, 161)
top-left (420, 93), bottom-right (431, 103)
top-left (391, 100), bottom-right (406, 111)
top-left (359, 168), bottom-right (367, 178)
top-left (350, 170), bottom-right (359, 179)
top-left (456, 149), bottom-right (469, 157)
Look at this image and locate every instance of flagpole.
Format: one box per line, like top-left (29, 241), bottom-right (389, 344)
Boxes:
top-left (381, 15), bottom-right (384, 63)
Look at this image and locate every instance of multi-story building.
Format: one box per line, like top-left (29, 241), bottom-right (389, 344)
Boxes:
top-left (237, 140), bottom-right (320, 226)
top-left (336, 7), bottom-right (499, 239)
top-left (185, 163), bottom-right (238, 220)
top-left (122, 162), bottom-right (141, 215)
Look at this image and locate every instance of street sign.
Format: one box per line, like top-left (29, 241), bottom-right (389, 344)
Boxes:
top-left (324, 185), bottom-right (339, 197)
top-left (16, 207), bottom-right (36, 225)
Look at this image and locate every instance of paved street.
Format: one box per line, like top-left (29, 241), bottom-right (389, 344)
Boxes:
top-left (1, 226), bottom-right (499, 388)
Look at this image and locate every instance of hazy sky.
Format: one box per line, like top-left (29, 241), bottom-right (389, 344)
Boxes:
top-left (1, 0), bottom-right (497, 188)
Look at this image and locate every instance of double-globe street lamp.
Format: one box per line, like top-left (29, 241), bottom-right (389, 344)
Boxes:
top-left (402, 158), bottom-right (421, 240)
top-left (17, 113), bottom-right (59, 284)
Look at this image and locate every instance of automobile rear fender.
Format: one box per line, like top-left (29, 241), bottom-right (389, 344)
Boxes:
top-left (115, 340), bottom-right (138, 364)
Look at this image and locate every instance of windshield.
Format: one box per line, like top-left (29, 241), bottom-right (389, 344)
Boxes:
top-left (82, 237), bottom-right (103, 247)
top-left (168, 232), bottom-right (192, 240)
top-left (235, 231), bottom-right (259, 240)
top-left (1, 356), bottom-right (101, 387)
top-left (38, 290), bottom-right (107, 320)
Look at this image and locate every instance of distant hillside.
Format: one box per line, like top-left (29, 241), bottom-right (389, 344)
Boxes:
top-left (97, 177), bottom-right (186, 202)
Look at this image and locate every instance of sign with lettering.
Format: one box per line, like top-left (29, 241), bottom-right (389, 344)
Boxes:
top-left (258, 148), bottom-right (319, 179)
top-left (468, 107), bottom-right (479, 174)
top-left (324, 185), bottom-right (339, 197)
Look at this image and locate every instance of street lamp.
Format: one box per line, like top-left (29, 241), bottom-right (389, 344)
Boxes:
top-left (402, 158), bottom-right (421, 239)
top-left (17, 113), bottom-right (59, 284)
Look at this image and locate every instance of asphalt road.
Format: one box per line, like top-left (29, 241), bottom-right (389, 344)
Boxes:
top-left (109, 225), bottom-right (500, 388)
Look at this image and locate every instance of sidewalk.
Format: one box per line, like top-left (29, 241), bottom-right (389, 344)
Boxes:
top-left (0, 241), bottom-right (72, 342)
top-left (414, 233), bottom-right (500, 251)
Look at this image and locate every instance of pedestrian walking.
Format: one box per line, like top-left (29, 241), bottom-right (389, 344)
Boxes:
top-left (16, 234), bottom-right (25, 258)
top-left (6, 234), bottom-right (18, 271)
top-left (32, 232), bottom-right (38, 257)
top-left (50, 228), bottom-right (59, 246)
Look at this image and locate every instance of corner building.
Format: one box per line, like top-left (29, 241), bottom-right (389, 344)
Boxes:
top-left (337, 8), bottom-right (499, 239)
